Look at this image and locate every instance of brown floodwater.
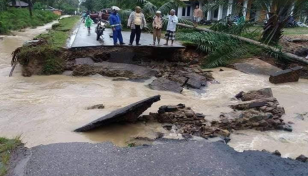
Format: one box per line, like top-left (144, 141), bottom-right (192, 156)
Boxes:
top-left (1, 21), bottom-right (308, 158)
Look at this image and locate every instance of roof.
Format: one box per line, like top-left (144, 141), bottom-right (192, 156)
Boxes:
top-left (8, 0), bottom-right (28, 7)
top-left (45, 6), bottom-right (62, 12)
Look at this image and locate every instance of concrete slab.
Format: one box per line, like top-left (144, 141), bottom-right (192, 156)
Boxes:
top-left (74, 95), bottom-right (161, 132)
top-left (233, 58), bottom-right (282, 76)
top-left (71, 23), bottom-right (184, 48)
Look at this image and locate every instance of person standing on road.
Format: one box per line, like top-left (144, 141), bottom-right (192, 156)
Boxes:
top-left (85, 15), bottom-right (93, 35)
top-left (109, 7), bottom-right (125, 45)
top-left (81, 12), bottom-right (86, 23)
top-left (98, 10), bottom-right (103, 20)
top-left (152, 11), bottom-right (162, 45)
top-left (128, 6), bottom-right (147, 45)
top-left (164, 9), bottom-right (178, 46)
top-left (193, 5), bottom-right (203, 27)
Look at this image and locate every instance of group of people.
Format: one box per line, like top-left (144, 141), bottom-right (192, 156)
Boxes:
top-left (85, 5), bottom-right (204, 46)
top-left (109, 6), bottom-right (179, 46)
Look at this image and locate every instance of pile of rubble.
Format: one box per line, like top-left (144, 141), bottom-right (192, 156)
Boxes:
top-left (70, 57), bottom-right (214, 93)
top-left (139, 104), bottom-right (230, 139)
top-left (75, 88), bottom-right (291, 142)
top-left (213, 88), bottom-right (291, 132)
top-left (149, 64), bottom-right (214, 93)
top-left (139, 88), bottom-right (291, 140)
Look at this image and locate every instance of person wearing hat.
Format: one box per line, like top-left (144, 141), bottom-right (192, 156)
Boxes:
top-left (164, 9), bottom-right (178, 46)
top-left (152, 11), bottom-right (163, 45)
top-left (109, 6), bottom-right (125, 45)
top-left (127, 6), bottom-right (147, 45)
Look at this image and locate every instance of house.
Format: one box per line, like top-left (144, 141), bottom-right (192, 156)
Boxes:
top-left (177, 0), bottom-right (296, 22)
top-left (8, 0), bottom-right (29, 8)
top-left (46, 6), bottom-right (62, 15)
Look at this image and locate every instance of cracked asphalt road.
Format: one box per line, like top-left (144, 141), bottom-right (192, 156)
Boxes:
top-left (10, 140), bottom-right (308, 176)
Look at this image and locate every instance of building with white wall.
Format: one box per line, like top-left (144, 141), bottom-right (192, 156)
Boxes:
top-left (176, 0), bottom-right (290, 22)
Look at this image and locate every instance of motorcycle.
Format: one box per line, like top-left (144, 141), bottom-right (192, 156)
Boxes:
top-left (199, 19), bottom-right (212, 25)
top-left (96, 20), bottom-right (106, 41)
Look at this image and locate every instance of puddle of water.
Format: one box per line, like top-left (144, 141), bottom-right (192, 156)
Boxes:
top-left (83, 122), bottom-right (166, 146)
top-left (1, 21), bottom-right (308, 158)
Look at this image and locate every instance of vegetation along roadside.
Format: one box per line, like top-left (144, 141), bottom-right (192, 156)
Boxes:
top-left (0, 8), bottom-right (58, 34)
top-left (0, 137), bottom-right (22, 176)
top-left (11, 16), bottom-right (80, 76)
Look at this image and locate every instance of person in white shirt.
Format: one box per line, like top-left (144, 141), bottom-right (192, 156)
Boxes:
top-left (164, 9), bottom-right (178, 46)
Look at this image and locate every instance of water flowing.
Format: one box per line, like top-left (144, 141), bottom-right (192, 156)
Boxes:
top-left (1, 21), bottom-right (308, 158)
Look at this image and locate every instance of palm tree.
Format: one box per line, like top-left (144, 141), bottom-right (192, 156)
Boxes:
top-left (254, 0), bottom-right (306, 45)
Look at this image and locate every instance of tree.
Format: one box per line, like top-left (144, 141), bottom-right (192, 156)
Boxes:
top-left (81, 0), bottom-right (94, 11)
top-left (28, 0), bottom-right (33, 17)
top-left (256, 0), bottom-right (307, 45)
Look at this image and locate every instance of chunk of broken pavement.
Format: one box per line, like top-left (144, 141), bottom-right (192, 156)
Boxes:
top-left (269, 66), bottom-right (302, 84)
top-left (185, 73), bottom-right (207, 89)
top-left (74, 95), bottom-right (161, 132)
top-left (158, 105), bottom-right (178, 114)
top-left (235, 88), bottom-right (273, 101)
top-left (296, 155), bottom-right (308, 163)
top-left (149, 78), bottom-right (183, 93)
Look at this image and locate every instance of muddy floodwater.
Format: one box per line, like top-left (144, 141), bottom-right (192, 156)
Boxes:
top-left (1, 21), bottom-right (308, 158)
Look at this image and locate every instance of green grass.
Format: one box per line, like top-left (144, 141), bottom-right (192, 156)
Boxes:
top-left (0, 137), bottom-right (22, 176)
top-left (15, 16), bottom-right (79, 75)
top-left (199, 24), bottom-right (308, 36)
top-left (283, 27), bottom-right (308, 35)
top-left (247, 25), bottom-right (308, 36)
top-left (0, 8), bottom-right (59, 34)
top-left (37, 16), bottom-right (79, 47)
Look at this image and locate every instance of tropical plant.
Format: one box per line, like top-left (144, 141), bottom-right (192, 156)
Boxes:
top-left (253, 0), bottom-right (307, 45)
top-left (177, 31), bottom-right (248, 68)
top-left (199, 0), bottom-right (308, 45)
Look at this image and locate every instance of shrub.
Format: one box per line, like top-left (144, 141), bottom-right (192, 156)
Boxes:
top-left (0, 8), bottom-right (58, 34)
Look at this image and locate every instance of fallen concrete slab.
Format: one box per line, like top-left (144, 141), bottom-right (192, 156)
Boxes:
top-left (269, 66), bottom-right (302, 84)
top-left (74, 95), bottom-right (161, 132)
top-left (233, 58), bottom-right (282, 76)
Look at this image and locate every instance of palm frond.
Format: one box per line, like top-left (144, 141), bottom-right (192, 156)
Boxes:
top-left (143, 1), bottom-right (157, 15)
top-left (158, 1), bottom-right (178, 15)
top-left (177, 31), bottom-right (246, 68)
top-left (118, 9), bottom-right (133, 26)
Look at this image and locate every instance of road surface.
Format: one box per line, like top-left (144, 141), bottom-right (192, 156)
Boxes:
top-left (70, 23), bottom-right (183, 48)
top-left (9, 140), bottom-right (308, 176)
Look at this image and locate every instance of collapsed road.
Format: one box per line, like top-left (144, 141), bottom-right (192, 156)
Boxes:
top-left (75, 95), bottom-right (161, 132)
top-left (4, 18), bottom-right (308, 176)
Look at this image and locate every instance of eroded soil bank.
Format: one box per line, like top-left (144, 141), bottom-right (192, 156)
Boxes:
top-left (1, 22), bottom-right (308, 159)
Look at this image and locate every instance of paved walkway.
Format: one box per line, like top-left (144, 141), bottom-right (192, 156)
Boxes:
top-left (71, 23), bottom-right (183, 48)
top-left (10, 140), bottom-right (308, 176)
